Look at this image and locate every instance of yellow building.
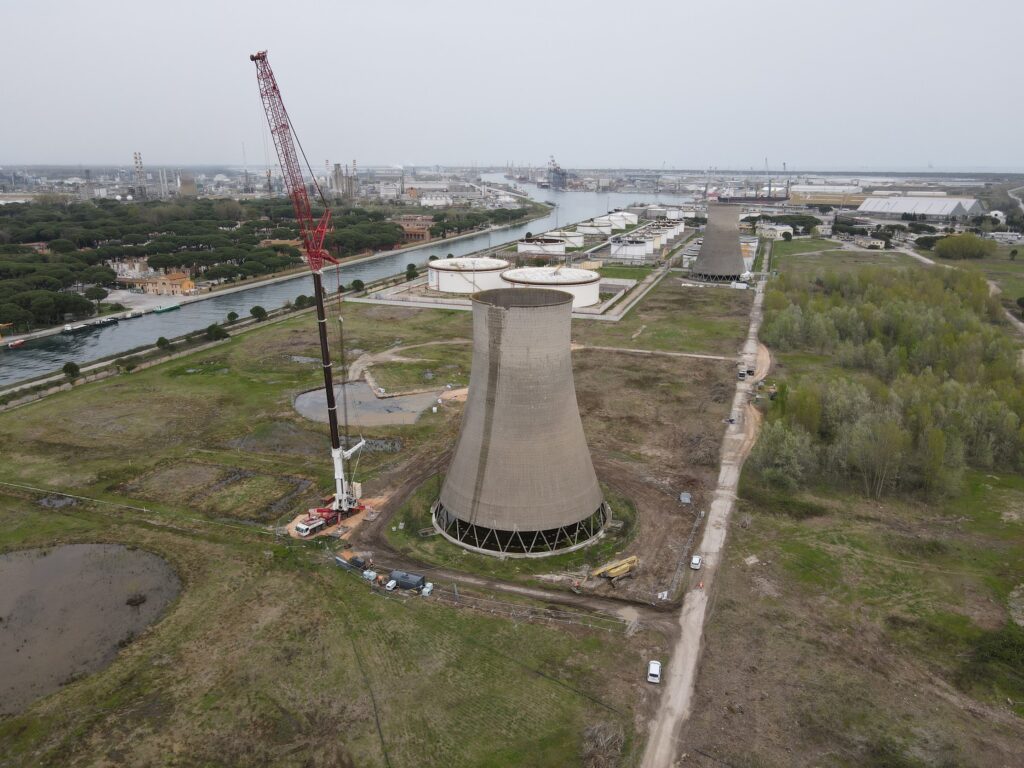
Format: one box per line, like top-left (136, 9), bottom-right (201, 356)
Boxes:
top-left (123, 272), bottom-right (195, 296)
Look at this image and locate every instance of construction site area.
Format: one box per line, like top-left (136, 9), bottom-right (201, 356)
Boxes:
top-left (0, 210), bottom-right (759, 766)
top-left (0, 71), bottom-right (767, 761)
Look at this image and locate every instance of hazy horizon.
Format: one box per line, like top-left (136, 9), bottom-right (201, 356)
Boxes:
top-left (2, 0), bottom-right (1022, 172)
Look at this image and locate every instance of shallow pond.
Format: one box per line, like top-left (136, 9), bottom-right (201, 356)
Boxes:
top-left (294, 381), bottom-right (442, 426)
top-left (0, 543), bottom-right (180, 715)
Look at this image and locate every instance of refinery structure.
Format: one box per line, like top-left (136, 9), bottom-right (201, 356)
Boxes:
top-left (432, 288), bottom-right (609, 556)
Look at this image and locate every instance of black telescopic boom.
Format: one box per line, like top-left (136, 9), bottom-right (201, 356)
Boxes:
top-left (312, 271), bottom-right (341, 452)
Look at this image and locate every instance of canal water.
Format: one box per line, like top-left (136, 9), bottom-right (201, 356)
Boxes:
top-left (0, 177), bottom-right (691, 387)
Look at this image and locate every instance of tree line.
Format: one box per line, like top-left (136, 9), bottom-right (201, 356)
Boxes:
top-left (0, 198), bottom-right (410, 331)
top-left (428, 207), bottom-right (534, 238)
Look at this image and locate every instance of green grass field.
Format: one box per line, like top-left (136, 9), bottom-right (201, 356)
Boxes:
top-left (571, 276), bottom-right (752, 355)
top-left (370, 343), bottom-right (472, 393)
top-left (597, 265), bottom-right (653, 280)
top-left (0, 494), bottom-right (642, 767)
top-left (929, 245), bottom-right (1024, 305)
top-left (769, 236), bottom-right (842, 260)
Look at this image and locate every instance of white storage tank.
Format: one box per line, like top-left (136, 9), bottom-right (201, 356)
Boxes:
top-left (428, 256), bottom-right (510, 293)
top-left (544, 229), bottom-right (584, 248)
top-left (610, 238), bottom-right (650, 261)
top-left (616, 210), bottom-right (639, 225)
top-left (577, 220), bottom-right (613, 235)
top-left (500, 266), bottom-right (601, 308)
top-left (517, 237), bottom-right (567, 255)
top-left (607, 212), bottom-right (629, 230)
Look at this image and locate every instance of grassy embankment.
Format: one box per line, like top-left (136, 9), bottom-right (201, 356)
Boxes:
top-left (0, 298), bottom-right (651, 767)
top-left (683, 247), bottom-right (1024, 767)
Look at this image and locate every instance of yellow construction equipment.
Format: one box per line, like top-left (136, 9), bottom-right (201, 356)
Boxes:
top-left (590, 556), bottom-right (639, 585)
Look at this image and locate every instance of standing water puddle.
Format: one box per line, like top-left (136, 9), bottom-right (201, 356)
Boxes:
top-left (0, 543), bottom-right (180, 715)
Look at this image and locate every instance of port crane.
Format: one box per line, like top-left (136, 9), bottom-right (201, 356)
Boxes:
top-left (250, 50), bottom-right (363, 516)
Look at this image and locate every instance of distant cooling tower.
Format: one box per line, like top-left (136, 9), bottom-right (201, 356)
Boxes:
top-left (433, 288), bottom-right (609, 556)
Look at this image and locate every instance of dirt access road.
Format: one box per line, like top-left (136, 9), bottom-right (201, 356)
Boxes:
top-left (641, 275), bottom-right (770, 768)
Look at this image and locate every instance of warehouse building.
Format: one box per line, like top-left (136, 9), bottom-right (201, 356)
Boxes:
top-left (856, 196), bottom-right (983, 221)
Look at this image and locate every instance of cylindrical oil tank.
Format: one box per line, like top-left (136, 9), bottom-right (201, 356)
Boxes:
top-left (500, 266), bottom-right (601, 307)
top-left (433, 288), bottom-right (608, 556)
top-left (427, 256), bottom-right (509, 293)
top-left (516, 237), bottom-right (566, 255)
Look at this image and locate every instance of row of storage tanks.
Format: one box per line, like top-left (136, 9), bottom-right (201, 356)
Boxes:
top-left (608, 219), bottom-right (686, 261)
top-left (427, 257), bottom-right (602, 307)
top-left (513, 210), bottom-right (643, 256)
top-left (576, 210), bottom-right (639, 235)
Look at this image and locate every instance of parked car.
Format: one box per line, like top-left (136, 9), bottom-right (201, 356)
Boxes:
top-left (647, 660), bottom-right (662, 684)
top-left (385, 579), bottom-right (398, 591)
top-left (690, 555), bottom-right (703, 570)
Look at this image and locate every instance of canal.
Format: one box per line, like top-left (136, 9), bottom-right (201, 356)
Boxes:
top-left (0, 178), bottom-right (692, 387)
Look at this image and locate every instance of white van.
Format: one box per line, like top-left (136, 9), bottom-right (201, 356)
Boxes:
top-left (647, 660), bottom-right (662, 684)
top-left (295, 518), bottom-right (325, 537)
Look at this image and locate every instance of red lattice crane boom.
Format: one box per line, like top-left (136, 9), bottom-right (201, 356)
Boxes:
top-left (250, 50), bottom-right (336, 272)
top-left (250, 50), bottom-right (363, 514)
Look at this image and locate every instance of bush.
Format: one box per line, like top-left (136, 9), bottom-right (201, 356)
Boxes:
top-left (205, 324), bottom-right (229, 341)
top-left (914, 235), bottom-right (945, 250)
top-left (351, 279), bottom-right (365, 292)
top-left (62, 361), bottom-right (80, 380)
top-left (405, 263), bottom-right (419, 281)
top-left (226, 311), bottom-right (239, 323)
top-left (156, 336), bottom-right (172, 350)
top-left (933, 232), bottom-right (997, 260)
top-left (249, 305), bottom-right (268, 321)
top-left (748, 421), bottom-right (816, 490)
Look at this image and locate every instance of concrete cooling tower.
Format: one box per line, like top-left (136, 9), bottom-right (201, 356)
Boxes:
top-left (432, 288), bottom-right (609, 556)
top-left (692, 202), bottom-right (745, 281)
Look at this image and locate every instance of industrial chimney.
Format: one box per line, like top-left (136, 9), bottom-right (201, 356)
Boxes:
top-left (433, 288), bottom-right (609, 556)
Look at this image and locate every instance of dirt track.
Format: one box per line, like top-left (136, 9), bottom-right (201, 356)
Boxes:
top-left (640, 279), bottom-right (770, 768)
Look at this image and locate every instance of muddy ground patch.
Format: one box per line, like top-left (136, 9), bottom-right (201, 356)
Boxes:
top-left (121, 460), bottom-right (316, 522)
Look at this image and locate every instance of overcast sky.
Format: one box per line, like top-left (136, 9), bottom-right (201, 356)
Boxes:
top-left (1, 0), bottom-right (1021, 171)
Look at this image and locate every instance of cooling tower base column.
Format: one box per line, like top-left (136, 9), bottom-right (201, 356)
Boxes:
top-left (431, 501), bottom-right (610, 559)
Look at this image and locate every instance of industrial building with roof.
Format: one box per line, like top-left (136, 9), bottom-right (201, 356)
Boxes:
top-left (692, 203), bottom-right (746, 282)
top-left (433, 288), bottom-right (609, 556)
top-left (856, 196), bottom-right (983, 221)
